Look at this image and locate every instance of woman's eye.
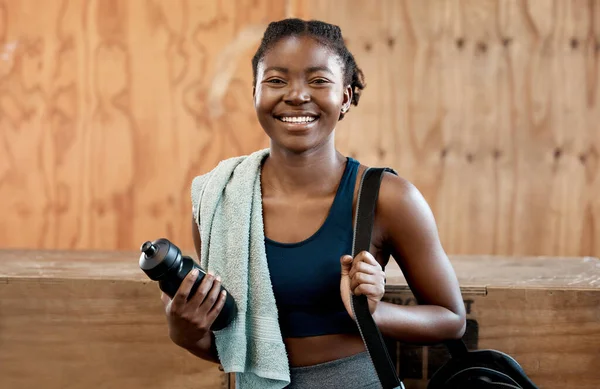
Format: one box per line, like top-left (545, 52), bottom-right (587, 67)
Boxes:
top-left (312, 78), bottom-right (329, 84)
top-left (266, 79), bottom-right (285, 84)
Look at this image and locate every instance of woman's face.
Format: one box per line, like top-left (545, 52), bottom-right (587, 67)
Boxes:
top-left (254, 35), bottom-right (352, 154)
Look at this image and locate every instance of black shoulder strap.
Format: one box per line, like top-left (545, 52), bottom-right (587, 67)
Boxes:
top-left (351, 167), bottom-right (404, 389)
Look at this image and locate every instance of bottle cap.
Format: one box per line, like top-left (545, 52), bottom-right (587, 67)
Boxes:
top-left (139, 238), bottom-right (181, 280)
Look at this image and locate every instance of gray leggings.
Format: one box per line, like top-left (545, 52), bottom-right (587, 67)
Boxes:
top-left (285, 351), bottom-right (382, 389)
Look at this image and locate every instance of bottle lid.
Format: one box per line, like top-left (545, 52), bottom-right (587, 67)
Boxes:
top-left (139, 238), bottom-right (180, 279)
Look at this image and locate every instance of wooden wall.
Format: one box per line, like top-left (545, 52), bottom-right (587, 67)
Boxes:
top-left (1, 0), bottom-right (599, 257)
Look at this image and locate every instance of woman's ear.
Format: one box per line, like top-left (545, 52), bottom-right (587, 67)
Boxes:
top-left (342, 85), bottom-right (353, 113)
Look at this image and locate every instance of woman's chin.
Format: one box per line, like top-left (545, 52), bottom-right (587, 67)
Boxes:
top-left (269, 136), bottom-right (337, 157)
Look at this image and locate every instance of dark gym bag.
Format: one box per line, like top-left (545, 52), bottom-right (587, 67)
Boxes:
top-left (350, 167), bottom-right (539, 389)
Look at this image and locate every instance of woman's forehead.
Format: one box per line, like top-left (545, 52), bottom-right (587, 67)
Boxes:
top-left (259, 35), bottom-right (343, 75)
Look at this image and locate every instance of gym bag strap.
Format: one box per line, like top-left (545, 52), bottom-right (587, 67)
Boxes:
top-left (350, 167), bottom-right (404, 389)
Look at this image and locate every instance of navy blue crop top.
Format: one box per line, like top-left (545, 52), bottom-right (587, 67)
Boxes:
top-left (265, 157), bottom-right (360, 338)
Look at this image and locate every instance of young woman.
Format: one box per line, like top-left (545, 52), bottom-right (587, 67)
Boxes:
top-left (160, 18), bottom-right (466, 388)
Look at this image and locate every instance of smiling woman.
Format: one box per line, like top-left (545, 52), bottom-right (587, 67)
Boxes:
top-left (160, 18), bottom-right (466, 389)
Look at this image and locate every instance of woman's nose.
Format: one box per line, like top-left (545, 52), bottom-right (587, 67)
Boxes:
top-left (284, 82), bottom-right (310, 105)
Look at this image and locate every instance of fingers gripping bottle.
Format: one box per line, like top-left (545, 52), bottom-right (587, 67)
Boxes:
top-left (139, 238), bottom-right (237, 331)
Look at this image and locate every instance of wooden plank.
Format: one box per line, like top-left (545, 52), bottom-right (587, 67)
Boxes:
top-left (3, 250), bottom-right (599, 289)
top-left (0, 277), bottom-right (227, 389)
top-left (385, 255), bottom-right (600, 289)
top-left (0, 249), bottom-right (155, 281)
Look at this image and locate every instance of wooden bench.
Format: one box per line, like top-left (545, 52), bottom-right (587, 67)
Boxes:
top-left (1, 251), bottom-right (598, 389)
top-left (0, 250), bottom-right (228, 389)
top-left (383, 256), bottom-right (600, 389)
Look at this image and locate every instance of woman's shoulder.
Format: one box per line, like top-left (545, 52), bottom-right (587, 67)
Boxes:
top-left (355, 162), bottom-right (431, 234)
top-left (354, 161), bottom-right (416, 201)
top-left (379, 170), bottom-right (417, 201)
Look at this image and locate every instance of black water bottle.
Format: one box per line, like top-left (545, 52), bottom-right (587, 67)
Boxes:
top-left (139, 238), bottom-right (237, 331)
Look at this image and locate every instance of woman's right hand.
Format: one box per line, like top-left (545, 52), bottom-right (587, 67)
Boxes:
top-left (160, 269), bottom-right (227, 351)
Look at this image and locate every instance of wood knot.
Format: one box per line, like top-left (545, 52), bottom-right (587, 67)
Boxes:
top-left (387, 37), bottom-right (395, 49)
top-left (570, 38), bottom-right (579, 49)
top-left (96, 202), bottom-right (106, 217)
top-left (553, 148), bottom-right (562, 160)
top-left (476, 42), bottom-right (487, 53)
top-left (455, 38), bottom-right (465, 49)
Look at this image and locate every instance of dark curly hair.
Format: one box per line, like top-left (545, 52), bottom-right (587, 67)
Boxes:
top-left (251, 18), bottom-right (366, 120)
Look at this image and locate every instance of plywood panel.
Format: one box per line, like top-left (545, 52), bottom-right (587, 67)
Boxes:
top-left (0, 0), bottom-right (598, 258)
top-left (294, 0), bottom-right (600, 257)
top-left (0, 0), bottom-right (285, 251)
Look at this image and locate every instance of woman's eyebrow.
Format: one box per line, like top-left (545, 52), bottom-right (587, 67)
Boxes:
top-left (264, 66), bottom-right (288, 74)
top-left (263, 66), bottom-right (334, 75)
top-left (306, 66), bottom-right (333, 75)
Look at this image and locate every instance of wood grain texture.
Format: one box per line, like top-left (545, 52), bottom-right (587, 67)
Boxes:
top-left (1, 278), bottom-right (228, 389)
top-left (0, 0), bottom-right (599, 257)
top-left (382, 287), bottom-right (600, 389)
top-left (0, 250), bottom-right (230, 389)
top-left (0, 0), bottom-right (284, 251)
top-left (294, 0), bottom-right (600, 257)
top-left (3, 250), bottom-right (598, 389)
top-left (386, 256), bottom-right (600, 388)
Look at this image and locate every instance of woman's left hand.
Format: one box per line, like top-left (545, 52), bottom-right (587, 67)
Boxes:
top-left (340, 251), bottom-right (386, 318)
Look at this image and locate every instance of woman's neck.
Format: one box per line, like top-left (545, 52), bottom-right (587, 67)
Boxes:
top-left (262, 142), bottom-right (347, 197)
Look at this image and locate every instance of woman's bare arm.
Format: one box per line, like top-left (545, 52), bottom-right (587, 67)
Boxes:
top-left (372, 173), bottom-right (466, 343)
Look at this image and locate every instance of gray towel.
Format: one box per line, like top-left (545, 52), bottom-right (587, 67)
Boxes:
top-left (191, 148), bottom-right (290, 389)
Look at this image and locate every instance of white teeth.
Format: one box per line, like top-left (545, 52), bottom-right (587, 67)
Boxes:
top-left (279, 116), bottom-right (316, 123)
